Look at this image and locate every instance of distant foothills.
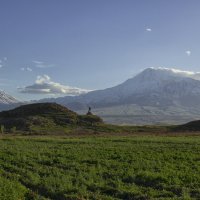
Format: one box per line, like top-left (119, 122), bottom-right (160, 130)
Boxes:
top-left (2, 67), bottom-right (200, 125)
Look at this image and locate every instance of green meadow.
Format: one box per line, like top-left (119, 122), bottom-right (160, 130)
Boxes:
top-left (0, 135), bottom-right (200, 200)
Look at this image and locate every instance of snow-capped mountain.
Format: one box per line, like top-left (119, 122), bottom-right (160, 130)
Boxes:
top-left (49, 67), bottom-right (200, 108)
top-left (0, 90), bottom-right (19, 104)
top-left (39, 67), bottom-right (200, 124)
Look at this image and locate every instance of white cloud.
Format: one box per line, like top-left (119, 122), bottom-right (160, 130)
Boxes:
top-left (33, 60), bottom-right (55, 68)
top-left (146, 28), bottom-right (152, 32)
top-left (18, 74), bottom-right (91, 95)
top-left (35, 75), bottom-right (50, 84)
top-left (0, 64), bottom-right (3, 68)
top-left (185, 50), bottom-right (191, 56)
top-left (3, 57), bottom-right (7, 61)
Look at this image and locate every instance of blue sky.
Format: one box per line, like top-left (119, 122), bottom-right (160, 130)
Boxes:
top-left (0, 0), bottom-right (200, 100)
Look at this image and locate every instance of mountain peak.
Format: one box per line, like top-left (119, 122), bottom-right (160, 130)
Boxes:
top-left (143, 67), bottom-right (195, 75)
top-left (0, 90), bottom-right (19, 104)
top-left (140, 67), bottom-right (200, 80)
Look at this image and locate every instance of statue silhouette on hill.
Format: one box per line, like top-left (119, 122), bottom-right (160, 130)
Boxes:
top-left (87, 106), bottom-right (92, 115)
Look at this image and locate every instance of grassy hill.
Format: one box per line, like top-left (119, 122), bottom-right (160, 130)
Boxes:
top-left (0, 103), bottom-right (103, 133)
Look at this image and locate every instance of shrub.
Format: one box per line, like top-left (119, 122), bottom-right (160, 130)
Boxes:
top-left (10, 126), bottom-right (17, 133)
top-left (78, 115), bottom-right (103, 126)
top-left (0, 125), bottom-right (4, 134)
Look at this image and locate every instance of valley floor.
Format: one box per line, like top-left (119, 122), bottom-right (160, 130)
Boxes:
top-left (0, 134), bottom-right (200, 199)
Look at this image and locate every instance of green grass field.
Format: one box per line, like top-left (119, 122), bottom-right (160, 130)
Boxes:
top-left (0, 135), bottom-right (200, 200)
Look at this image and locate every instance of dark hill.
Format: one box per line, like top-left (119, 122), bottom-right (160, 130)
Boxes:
top-left (0, 102), bottom-right (77, 117)
top-left (176, 120), bottom-right (200, 131)
top-left (0, 103), bottom-right (103, 132)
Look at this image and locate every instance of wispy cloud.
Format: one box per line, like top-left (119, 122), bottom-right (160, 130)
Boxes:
top-left (33, 61), bottom-right (43, 64)
top-left (185, 50), bottom-right (191, 56)
top-left (33, 60), bottom-right (55, 68)
top-left (18, 75), bottom-right (91, 95)
top-left (27, 67), bottom-right (33, 72)
top-left (20, 67), bottom-right (33, 72)
top-left (0, 57), bottom-right (7, 69)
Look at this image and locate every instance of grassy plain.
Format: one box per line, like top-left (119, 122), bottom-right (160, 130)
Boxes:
top-left (0, 134), bottom-right (200, 200)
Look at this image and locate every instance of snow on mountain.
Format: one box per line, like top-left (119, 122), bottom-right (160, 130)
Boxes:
top-left (116, 67), bottom-right (200, 95)
top-left (0, 90), bottom-right (19, 104)
top-left (146, 67), bottom-right (200, 80)
top-left (44, 67), bottom-right (200, 110)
